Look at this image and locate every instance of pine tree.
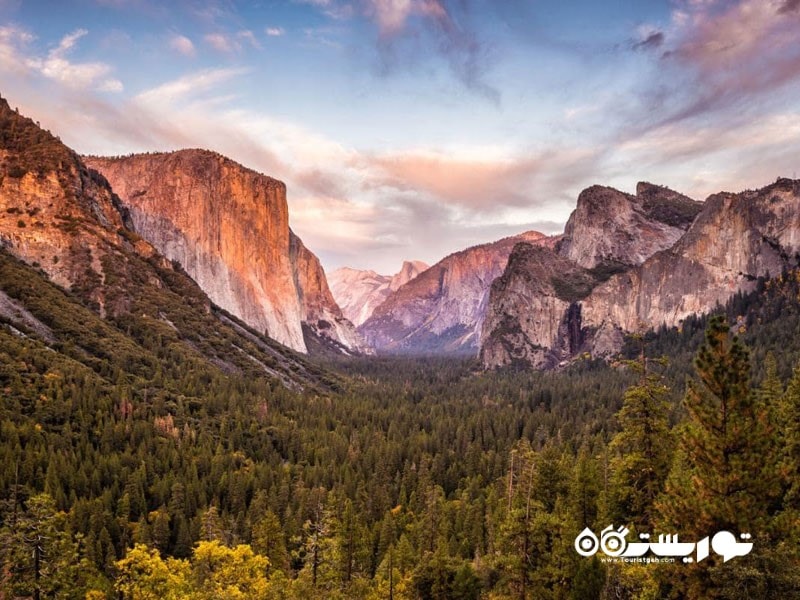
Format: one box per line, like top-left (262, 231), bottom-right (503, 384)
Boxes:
top-left (251, 510), bottom-right (290, 574)
top-left (608, 351), bottom-right (672, 530)
top-left (660, 317), bottom-right (777, 534)
top-left (0, 493), bottom-right (102, 599)
top-left (657, 317), bottom-right (781, 598)
top-left (779, 363), bottom-right (800, 515)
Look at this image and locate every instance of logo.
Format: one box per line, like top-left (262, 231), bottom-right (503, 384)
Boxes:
top-left (574, 525), bottom-right (753, 564)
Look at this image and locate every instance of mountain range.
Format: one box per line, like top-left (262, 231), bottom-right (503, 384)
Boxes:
top-left (481, 179), bottom-right (800, 368)
top-left (328, 260), bottom-right (429, 327)
top-left (2, 94), bottom-right (800, 374)
top-left (358, 231), bottom-right (558, 354)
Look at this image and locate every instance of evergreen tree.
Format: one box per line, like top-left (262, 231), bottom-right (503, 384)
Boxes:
top-left (779, 363), bottom-right (800, 517)
top-left (608, 351), bottom-right (672, 530)
top-left (251, 510), bottom-right (290, 575)
top-left (657, 317), bottom-right (781, 598)
top-left (0, 493), bottom-right (104, 599)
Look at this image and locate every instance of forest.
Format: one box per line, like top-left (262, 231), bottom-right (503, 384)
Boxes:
top-left (1, 250), bottom-right (800, 599)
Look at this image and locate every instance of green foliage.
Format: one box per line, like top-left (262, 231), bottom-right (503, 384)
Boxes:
top-left (657, 316), bottom-right (789, 599)
top-left (2, 246), bottom-right (800, 597)
top-left (0, 95), bottom-right (74, 178)
top-left (660, 316), bottom-right (778, 535)
top-left (608, 350), bottom-right (673, 530)
top-left (0, 493), bottom-right (107, 599)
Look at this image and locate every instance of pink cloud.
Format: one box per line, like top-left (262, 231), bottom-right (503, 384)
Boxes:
top-left (364, 0), bottom-right (447, 36)
top-left (169, 34), bottom-right (195, 57)
top-left (661, 0), bottom-right (800, 120)
top-left (364, 147), bottom-right (601, 211)
top-left (204, 32), bottom-right (234, 53)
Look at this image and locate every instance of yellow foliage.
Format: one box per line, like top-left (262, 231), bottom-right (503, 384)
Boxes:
top-left (115, 544), bottom-right (190, 600)
top-left (190, 540), bottom-right (271, 600)
top-left (116, 542), bottom-right (274, 600)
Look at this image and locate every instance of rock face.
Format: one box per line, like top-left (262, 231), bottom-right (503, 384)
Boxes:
top-left (0, 96), bottom-right (331, 389)
top-left (481, 179), bottom-right (800, 369)
top-left (359, 231), bottom-right (556, 354)
top-left (582, 179), bottom-right (800, 334)
top-left (480, 244), bottom-right (596, 369)
top-left (85, 151), bottom-right (361, 354)
top-left (0, 97), bottom-right (133, 314)
top-left (556, 182), bottom-right (702, 270)
top-left (289, 233), bottom-right (364, 354)
top-left (329, 260), bottom-right (428, 327)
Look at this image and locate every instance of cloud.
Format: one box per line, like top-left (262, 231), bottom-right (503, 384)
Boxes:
top-left (366, 151), bottom-right (533, 209)
top-left (16, 28), bottom-right (124, 92)
top-left (370, 0), bottom-right (499, 101)
top-left (295, 0), bottom-right (354, 20)
top-left (363, 146), bottom-right (601, 213)
top-left (237, 30), bottom-right (261, 49)
top-left (266, 27), bottom-right (285, 37)
top-left (653, 0), bottom-right (800, 124)
top-left (169, 34), bottom-right (196, 57)
top-left (304, 0), bottom-right (498, 102)
top-left (204, 32), bottom-right (234, 53)
top-left (97, 78), bottom-right (123, 92)
top-left (0, 25), bottom-right (35, 72)
top-left (134, 67), bottom-right (249, 106)
top-left (364, 0), bottom-right (447, 36)
top-left (204, 30), bottom-right (261, 53)
top-left (632, 30), bottom-right (664, 52)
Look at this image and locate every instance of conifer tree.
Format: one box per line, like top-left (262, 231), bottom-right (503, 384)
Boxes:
top-left (252, 509), bottom-right (290, 575)
top-left (779, 363), bottom-right (800, 515)
top-left (657, 317), bottom-right (781, 598)
top-left (659, 316), bottom-right (777, 536)
top-left (608, 350), bottom-right (672, 530)
top-left (0, 493), bottom-right (102, 599)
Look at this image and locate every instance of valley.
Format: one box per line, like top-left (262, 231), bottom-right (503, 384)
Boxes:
top-left (1, 92), bottom-right (799, 599)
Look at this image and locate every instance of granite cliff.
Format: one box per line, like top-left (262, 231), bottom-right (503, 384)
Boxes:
top-left (329, 260), bottom-right (429, 327)
top-left (581, 178), bottom-right (800, 336)
top-left (556, 182), bottom-right (702, 270)
top-left (0, 98), bottom-right (132, 313)
top-left (359, 231), bottom-right (556, 354)
top-left (481, 179), bottom-right (800, 369)
top-left (85, 151), bottom-right (361, 355)
top-left (0, 95), bottom-right (333, 389)
top-left (480, 244), bottom-right (598, 369)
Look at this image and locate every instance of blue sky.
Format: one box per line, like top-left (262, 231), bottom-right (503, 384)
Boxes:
top-left (2, 0), bottom-right (800, 273)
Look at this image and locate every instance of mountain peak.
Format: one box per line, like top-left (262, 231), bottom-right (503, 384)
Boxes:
top-left (482, 176), bottom-right (800, 370)
top-left (329, 260), bottom-right (429, 327)
top-left (557, 183), bottom-right (700, 270)
top-left (85, 151), bottom-right (361, 355)
top-left (359, 232), bottom-right (555, 354)
top-left (635, 181), bottom-right (703, 229)
top-left (390, 260), bottom-right (429, 291)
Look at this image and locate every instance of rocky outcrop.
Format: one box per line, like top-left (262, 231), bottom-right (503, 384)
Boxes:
top-left (329, 260), bottom-right (428, 327)
top-left (289, 233), bottom-right (363, 354)
top-left (581, 179), bottom-right (800, 336)
top-left (479, 244), bottom-right (597, 369)
top-left (482, 179), bottom-right (800, 369)
top-left (0, 96), bottom-right (331, 390)
top-left (390, 260), bottom-right (429, 291)
top-left (85, 151), bottom-right (361, 354)
top-left (556, 182), bottom-right (702, 270)
top-left (0, 97), bottom-right (139, 315)
top-left (359, 231), bottom-right (556, 354)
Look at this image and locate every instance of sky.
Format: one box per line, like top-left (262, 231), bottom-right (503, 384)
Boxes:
top-left (1, 0), bottom-right (800, 273)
